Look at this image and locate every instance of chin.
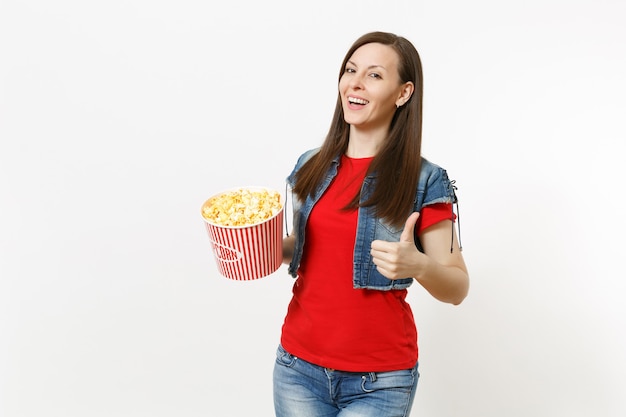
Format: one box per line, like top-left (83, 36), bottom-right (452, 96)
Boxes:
top-left (343, 115), bottom-right (364, 126)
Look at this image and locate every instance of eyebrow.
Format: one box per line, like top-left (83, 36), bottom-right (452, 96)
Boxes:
top-left (347, 60), bottom-right (387, 71)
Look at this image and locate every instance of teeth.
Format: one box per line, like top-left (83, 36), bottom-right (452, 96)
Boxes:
top-left (348, 97), bottom-right (369, 105)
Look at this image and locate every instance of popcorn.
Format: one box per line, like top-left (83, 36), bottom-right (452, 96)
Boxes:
top-left (202, 188), bottom-right (282, 227)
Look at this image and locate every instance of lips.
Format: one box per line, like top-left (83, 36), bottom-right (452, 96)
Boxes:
top-left (348, 96), bottom-right (369, 105)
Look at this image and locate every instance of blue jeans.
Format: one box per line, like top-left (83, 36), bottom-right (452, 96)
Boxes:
top-left (273, 345), bottom-right (419, 417)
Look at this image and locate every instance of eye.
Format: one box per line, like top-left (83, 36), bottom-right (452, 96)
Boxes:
top-left (344, 67), bottom-right (356, 74)
top-left (369, 72), bottom-right (382, 79)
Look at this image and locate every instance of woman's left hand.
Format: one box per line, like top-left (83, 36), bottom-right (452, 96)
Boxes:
top-left (371, 212), bottom-right (469, 304)
top-left (370, 212), bottom-right (424, 280)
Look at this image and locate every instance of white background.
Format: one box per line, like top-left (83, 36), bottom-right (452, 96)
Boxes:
top-left (1, 0), bottom-right (625, 416)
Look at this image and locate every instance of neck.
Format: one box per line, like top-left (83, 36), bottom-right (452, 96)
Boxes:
top-left (345, 126), bottom-right (387, 158)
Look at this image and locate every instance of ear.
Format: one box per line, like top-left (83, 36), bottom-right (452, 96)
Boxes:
top-left (396, 81), bottom-right (414, 108)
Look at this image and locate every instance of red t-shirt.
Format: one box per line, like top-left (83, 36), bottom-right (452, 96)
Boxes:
top-left (280, 155), bottom-right (453, 372)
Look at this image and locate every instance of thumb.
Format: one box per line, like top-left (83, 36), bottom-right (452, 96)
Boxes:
top-left (399, 212), bottom-right (420, 243)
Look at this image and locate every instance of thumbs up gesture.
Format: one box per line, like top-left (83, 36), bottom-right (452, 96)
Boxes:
top-left (370, 212), bottom-right (424, 280)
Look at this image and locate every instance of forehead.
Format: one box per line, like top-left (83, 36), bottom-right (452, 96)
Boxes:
top-left (348, 42), bottom-right (400, 69)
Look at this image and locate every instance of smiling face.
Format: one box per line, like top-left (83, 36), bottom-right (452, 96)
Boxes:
top-left (339, 42), bottom-right (413, 134)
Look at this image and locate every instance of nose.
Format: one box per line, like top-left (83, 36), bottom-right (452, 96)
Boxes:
top-left (348, 72), bottom-right (364, 90)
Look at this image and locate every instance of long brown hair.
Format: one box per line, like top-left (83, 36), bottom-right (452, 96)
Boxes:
top-left (292, 31), bottom-right (424, 228)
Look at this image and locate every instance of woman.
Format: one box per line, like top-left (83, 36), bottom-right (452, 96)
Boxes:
top-left (274, 31), bottom-right (469, 417)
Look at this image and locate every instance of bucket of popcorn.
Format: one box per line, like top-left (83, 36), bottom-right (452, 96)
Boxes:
top-left (201, 186), bottom-right (284, 280)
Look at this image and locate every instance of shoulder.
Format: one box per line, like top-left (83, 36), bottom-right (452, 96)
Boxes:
top-left (295, 148), bottom-right (321, 167)
top-left (287, 148), bottom-right (321, 185)
top-left (418, 157), bottom-right (457, 206)
top-left (419, 157), bottom-right (448, 182)
top-left (420, 157), bottom-right (444, 173)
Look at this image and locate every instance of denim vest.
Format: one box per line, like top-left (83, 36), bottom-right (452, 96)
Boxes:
top-left (286, 148), bottom-right (457, 291)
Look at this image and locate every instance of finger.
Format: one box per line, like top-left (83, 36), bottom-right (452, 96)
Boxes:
top-left (370, 239), bottom-right (390, 252)
top-left (399, 212), bottom-right (420, 243)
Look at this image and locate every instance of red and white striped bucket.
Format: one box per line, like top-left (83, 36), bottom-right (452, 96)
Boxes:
top-left (201, 187), bottom-right (284, 280)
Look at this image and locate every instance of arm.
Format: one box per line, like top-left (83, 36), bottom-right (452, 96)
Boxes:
top-left (370, 212), bottom-right (469, 305)
top-left (282, 234), bottom-right (296, 264)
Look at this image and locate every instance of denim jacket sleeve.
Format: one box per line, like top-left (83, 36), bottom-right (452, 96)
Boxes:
top-left (415, 158), bottom-right (458, 210)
